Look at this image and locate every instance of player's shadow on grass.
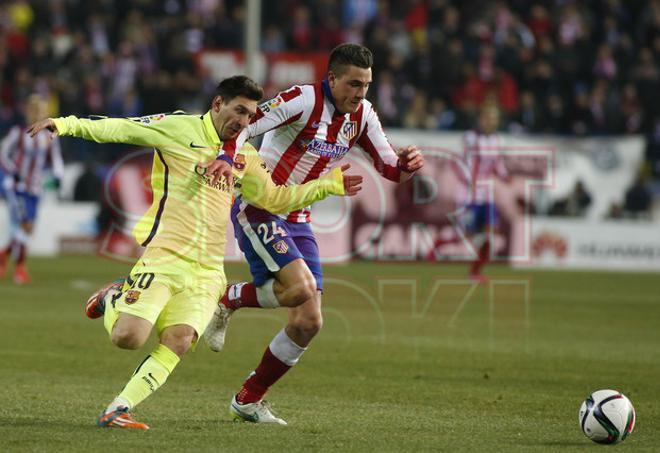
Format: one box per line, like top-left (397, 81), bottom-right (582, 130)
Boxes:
top-left (0, 416), bottom-right (101, 431)
top-left (523, 440), bottom-right (593, 447)
top-left (159, 418), bottom-right (260, 428)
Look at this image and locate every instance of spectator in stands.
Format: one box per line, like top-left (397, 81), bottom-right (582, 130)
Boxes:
top-left (73, 161), bottom-right (102, 203)
top-left (624, 171), bottom-right (653, 219)
top-left (0, 0), bottom-right (659, 161)
top-left (605, 202), bottom-right (624, 220)
top-left (646, 117), bottom-right (660, 179)
top-left (549, 180), bottom-right (593, 217)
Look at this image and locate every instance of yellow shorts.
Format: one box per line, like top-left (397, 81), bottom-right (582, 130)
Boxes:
top-left (114, 248), bottom-right (226, 337)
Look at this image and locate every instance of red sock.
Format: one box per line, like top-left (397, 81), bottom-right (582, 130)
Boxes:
top-left (427, 235), bottom-right (462, 261)
top-left (221, 282), bottom-right (260, 311)
top-left (15, 242), bottom-right (26, 265)
top-left (470, 240), bottom-right (490, 276)
top-left (236, 348), bottom-right (291, 404)
top-left (426, 238), bottom-right (444, 261)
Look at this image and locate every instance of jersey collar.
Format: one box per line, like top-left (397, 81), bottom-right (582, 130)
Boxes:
top-left (322, 79), bottom-right (342, 114)
top-left (202, 111), bottom-right (222, 148)
top-left (322, 78), bottom-right (357, 118)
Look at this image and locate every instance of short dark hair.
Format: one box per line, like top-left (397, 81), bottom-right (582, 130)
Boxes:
top-left (214, 75), bottom-right (263, 103)
top-left (328, 43), bottom-right (373, 76)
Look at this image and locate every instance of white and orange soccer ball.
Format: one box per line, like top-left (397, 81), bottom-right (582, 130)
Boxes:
top-left (579, 389), bottom-right (635, 444)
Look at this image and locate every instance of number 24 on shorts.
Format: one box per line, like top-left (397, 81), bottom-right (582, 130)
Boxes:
top-left (257, 221), bottom-right (288, 244)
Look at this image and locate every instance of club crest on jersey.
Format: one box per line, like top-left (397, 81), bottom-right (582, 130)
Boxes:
top-left (234, 154), bottom-right (246, 170)
top-left (125, 290), bottom-right (141, 304)
top-left (341, 121), bottom-right (357, 141)
top-left (273, 240), bottom-right (289, 254)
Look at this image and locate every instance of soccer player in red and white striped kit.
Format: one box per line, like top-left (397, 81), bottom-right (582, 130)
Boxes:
top-left (0, 95), bottom-right (63, 284)
top-left (203, 43), bottom-right (424, 424)
top-left (427, 103), bottom-right (509, 282)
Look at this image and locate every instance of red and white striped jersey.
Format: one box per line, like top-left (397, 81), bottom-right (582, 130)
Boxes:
top-left (233, 80), bottom-right (404, 223)
top-left (0, 126), bottom-right (64, 195)
top-left (460, 129), bottom-right (507, 205)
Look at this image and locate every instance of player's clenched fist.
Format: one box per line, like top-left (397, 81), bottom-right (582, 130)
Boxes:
top-left (397, 145), bottom-right (424, 173)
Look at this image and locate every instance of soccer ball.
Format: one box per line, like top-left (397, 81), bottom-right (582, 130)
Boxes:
top-left (579, 389), bottom-right (636, 444)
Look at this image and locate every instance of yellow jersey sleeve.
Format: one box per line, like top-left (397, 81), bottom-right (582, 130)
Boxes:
top-left (237, 152), bottom-right (345, 214)
top-left (52, 114), bottom-right (180, 149)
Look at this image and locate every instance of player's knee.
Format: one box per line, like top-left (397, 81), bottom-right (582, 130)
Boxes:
top-left (292, 313), bottom-right (323, 338)
top-left (160, 327), bottom-right (196, 357)
top-left (111, 329), bottom-right (147, 350)
top-left (287, 278), bottom-right (317, 306)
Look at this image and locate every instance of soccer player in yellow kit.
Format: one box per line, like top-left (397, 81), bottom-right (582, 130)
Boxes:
top-left (27, 76), bottom-right (362, 430)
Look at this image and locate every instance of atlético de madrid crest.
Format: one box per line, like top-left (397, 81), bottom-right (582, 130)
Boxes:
top-left (273, 240), bottom-right (289, 254)
top-left (341, 121), bottom-right (357, 141)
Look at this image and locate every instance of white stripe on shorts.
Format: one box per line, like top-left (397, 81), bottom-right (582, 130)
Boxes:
top-left (236, 203), bottom-right (281, 272)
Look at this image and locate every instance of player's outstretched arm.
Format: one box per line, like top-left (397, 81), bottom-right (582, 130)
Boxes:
top-left (239, 160), bottom-right (362, 214)
top-left (29, 115), bottom-right (174, 149)
top-left (357, 105), bottom-right (424, 182)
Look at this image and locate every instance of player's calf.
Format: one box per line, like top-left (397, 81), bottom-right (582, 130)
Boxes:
top-left (160, 324), bottom-right (196, 357)
top-left (285, 295), bottom-right (323, 347)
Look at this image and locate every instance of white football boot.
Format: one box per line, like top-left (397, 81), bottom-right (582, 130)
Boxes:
top-left (229, 395), bottom-right (287, 425)
top-left (203, 303), bottom-right (234, 352)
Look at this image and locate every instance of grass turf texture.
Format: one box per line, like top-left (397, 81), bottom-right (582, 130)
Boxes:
top-left (0, 256), bottom-right (659, 452)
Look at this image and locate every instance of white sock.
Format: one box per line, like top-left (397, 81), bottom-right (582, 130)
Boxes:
top-left (256, 279), bottom-right (280, 308)
top-left (106, 397), bottom-right (131, 413)
top-left (269, 329), bottom-right (306, 366)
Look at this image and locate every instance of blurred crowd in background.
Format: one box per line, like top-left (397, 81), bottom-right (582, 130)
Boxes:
top-left (1, 0), bottom-right (659, 180)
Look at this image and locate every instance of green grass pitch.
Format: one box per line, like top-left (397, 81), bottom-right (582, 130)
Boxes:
top-left (0, 256), bottom-right (659, 451)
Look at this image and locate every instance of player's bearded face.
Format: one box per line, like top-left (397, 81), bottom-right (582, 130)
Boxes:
top-left (329, 66), bottom-right (372, 114)
top-left (212, 95), bottom-right (258, 141)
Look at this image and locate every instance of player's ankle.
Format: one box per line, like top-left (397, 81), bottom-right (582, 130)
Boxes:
top-left (236, 385), bottom-right (265, 405)
top-left (106, 397), bottom-right (131, 413)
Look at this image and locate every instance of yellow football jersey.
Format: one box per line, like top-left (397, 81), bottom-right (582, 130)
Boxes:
top-left (53, 112), bottom-right (344, 268)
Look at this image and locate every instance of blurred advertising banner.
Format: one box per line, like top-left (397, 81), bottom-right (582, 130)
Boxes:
top-left (13, 130), bottom-right (651, 273)
top-left (503, 134), bottom-right (645, 220)
top-left (197, 50), bottom-right (327, 94)
top-left (344, 131), bottom-right (555, 264)
top-left (526, 219), bottom-right (660, 271)
top-left (297, 131), bottom-right (645, 267)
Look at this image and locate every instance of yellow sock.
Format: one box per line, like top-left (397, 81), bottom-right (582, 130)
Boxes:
top-left (116, 344), bottom-right (180, 409)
